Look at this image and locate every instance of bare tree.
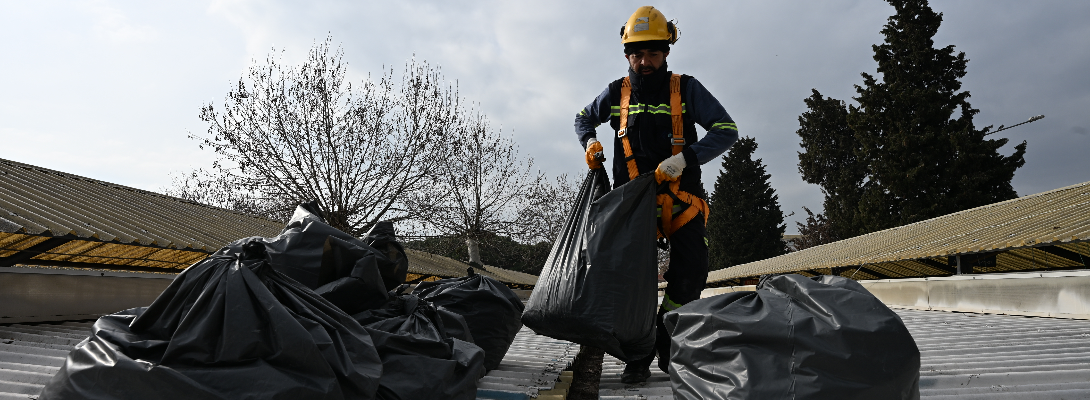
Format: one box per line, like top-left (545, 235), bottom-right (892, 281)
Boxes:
top-left (404, 110), bottom-right (547, 266)
top-left (178, 37), bottom-right (459, 234)
top-left (164, 168), bottom-right (281, 220)
top-left (513, 173), bottom-right (578, 245)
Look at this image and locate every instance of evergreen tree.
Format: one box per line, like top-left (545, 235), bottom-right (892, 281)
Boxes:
top-left (851, 0), bottom-right (1027, 231)
top-left (707, 137), bottom-right (787, 270)
top-left (797, 90), bottom-right (865, 241)
top-left (796, 0), bottom-right (1027, 236)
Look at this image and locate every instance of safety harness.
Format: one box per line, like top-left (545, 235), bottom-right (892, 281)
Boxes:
top-left (618, 74), bottom-right (710, 239)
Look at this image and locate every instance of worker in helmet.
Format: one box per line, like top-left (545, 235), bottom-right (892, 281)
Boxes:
top-left (574, 6), bottom-right (739, 383)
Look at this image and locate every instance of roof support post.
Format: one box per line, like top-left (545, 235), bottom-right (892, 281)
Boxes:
top-left (955, 255), bottom-right (969, 275)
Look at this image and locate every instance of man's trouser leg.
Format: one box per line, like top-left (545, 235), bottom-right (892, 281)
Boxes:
top-left (627, 216), bottom-right (708, 372)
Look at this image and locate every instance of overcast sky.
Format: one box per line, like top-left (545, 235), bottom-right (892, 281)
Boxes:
top-left (1, 1), bottom-right (1087, 233)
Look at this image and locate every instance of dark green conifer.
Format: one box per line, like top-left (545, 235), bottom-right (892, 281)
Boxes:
top-left (707, 137), bottom-right (787, 270)
top-left (796, 0), bottom-right (1027, 237)
top-left (797, 90), bottom-right (865, 241)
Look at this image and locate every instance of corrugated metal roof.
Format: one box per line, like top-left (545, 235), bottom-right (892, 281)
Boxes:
top-left (599, 354), bottom-right (672, 399)
top-left (0, 158), bottom-right (537, 286)
top-left (0, 320), bottom-right (91, 399)
top-left (593, 309), bottom-right (1090, 399)
top-left (0, 322), bottom-right (575, 400)
top-left (6, 310), bottom-right (1090, 398)
top-left (476, 327), bottom-right (577, 399)
top-left (904, 308), bottom-right (1090, 399)
top-left (709, 180), bottom-right (1090, 283)
top-left (402, 249), bottom-right (538, 286)
top-left (0, 158), bottom-right (282, 251)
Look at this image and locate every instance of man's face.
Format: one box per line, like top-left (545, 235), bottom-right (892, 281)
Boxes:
top-left (626, 49), bottom-right (668, 75)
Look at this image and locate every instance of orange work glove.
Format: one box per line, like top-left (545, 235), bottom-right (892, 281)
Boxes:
top-left (585, 137), bottom-right (605, 169)
top-left (655, 153), bottom-right (686, 183)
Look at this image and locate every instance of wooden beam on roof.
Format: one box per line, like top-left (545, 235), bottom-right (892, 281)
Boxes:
top-left (1036, 245), bottom-right (1087, 267)
top-left (0, 237), bottom-right (72, 268)
top-left (856, 267), bottom-right (893, 280)
top-left (914, 258), bottom-right (956, 275)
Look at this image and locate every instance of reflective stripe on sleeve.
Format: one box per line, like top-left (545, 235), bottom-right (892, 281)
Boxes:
top-left (711, 122), bottom-right (737, 131)
top-left (662, 293), bottom-right (683, 311)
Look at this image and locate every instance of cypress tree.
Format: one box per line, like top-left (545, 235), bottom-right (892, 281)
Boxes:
top-left (796, 0), bottom-right (1027, 237)
top-left (707, 137), bottom-right (787, 270)
top-left (852, 0), bottom-right (1027, 231)
top-left (797, 89), bottom-right (865, 241)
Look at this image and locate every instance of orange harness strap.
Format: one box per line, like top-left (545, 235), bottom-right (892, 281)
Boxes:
top-left (618, 75), bottom-right (709, 239)
top-left (618, 78), bottom-right (640, 181)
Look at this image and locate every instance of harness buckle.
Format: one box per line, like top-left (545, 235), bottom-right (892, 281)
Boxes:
top-left (618, 128), bottom-right (627, 138)
top-left (671, 137), bottom-right (686, 146)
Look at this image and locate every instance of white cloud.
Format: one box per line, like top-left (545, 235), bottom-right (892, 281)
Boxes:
top-left (87, 0), bottom-right (158, 44)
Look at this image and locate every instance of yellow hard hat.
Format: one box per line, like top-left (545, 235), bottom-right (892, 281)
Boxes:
top-left (620, 6), bottom-right (678, 44)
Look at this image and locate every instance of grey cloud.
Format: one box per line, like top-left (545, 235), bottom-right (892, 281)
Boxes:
top-left (1, 0), bottom-right (1087, 233)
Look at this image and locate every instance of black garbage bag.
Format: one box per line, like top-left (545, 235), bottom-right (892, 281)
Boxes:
top-left (363, 221), bottom-right (410, 290)
top-left (40, 241), bottom-right (384, 400)
top-left (257, 204), bottom-right (361, 289)
top-left (313, 236), bottom-right (391, 314)
top-left (258, 205), bottom-right (398, 293)
top-left (413, 268), bottom-right (525, 370)
top-left (664, 274), bottom-right (921, 400)
top-left (522, 169), bottom-right (660, 362)
top-left (353, 294), bottom-right (486, 400)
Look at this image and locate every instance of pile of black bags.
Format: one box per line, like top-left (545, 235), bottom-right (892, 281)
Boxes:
top-left (413, 270), bottom-right (525, 370)
top-left (41, 204), bottom-right (523, 400)
top-left (665, 274), bottom-right (921, 400)
top-left (521, 169), bottom-right (660, 362)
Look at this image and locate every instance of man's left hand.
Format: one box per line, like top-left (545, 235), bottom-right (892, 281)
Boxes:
top-left (655, 153), bottom-right (686, 183)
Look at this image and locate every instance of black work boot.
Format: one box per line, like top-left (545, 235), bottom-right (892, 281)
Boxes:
top-left (620, 363), bottom-right (652, 384)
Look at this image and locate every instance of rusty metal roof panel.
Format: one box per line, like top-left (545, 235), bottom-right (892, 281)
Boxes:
top-left (709, 180), bottom-right (1090, 282)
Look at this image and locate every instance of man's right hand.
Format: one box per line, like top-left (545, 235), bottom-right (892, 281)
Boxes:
top-left (585, 137), bottom-right (605, 169)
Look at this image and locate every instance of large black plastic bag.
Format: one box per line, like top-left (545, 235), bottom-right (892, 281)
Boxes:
top-left (363, 221), bottom-right (410, 290)
top-left (353, 294), bottom-right (486, 400)
top-left (231, 205), bottom-right (398, 315)
top-left (413, 269), bottom-right (525, 370)
top-left (40, 241), bottom-right (384, 400)
top-left (313, 235), bottom-right (392, 314)
top-left (664, 274), bottom-right (920, 400)
top-left (258, 204), bottom-right (400, 292)
top-left (522, 169), bottom-right (659, 362)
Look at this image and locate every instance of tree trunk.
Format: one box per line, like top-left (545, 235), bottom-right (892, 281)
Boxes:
top-left (466, 237), bottom-right (482, 267)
